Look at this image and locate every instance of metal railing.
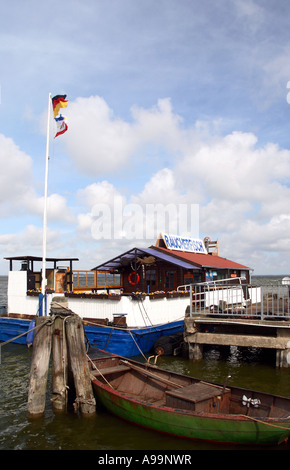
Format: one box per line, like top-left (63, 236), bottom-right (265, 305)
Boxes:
top-left (178, 278), bottom-right (290, 320)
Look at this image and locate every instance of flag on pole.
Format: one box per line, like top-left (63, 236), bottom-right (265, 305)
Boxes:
top-left (52, 94), bottom-right (68, 118)
top-left (54, 114), bottom-right (68, 138)
top-left (52, 93), bottom-right (69, 137)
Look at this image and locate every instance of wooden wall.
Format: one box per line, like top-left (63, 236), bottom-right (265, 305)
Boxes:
top-left (121, 261), bottom-right (249, 294)
top-left (121, 261), bottom-right (201, 293)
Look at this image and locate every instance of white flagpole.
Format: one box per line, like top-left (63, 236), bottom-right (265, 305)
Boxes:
top-left (41, 92), bottom-right (51, 312)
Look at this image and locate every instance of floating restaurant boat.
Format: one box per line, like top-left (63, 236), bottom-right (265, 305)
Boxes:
top-left (90, 352), bottom-right (290, 446)
top-left (0, 234), bottom-right (251, 357)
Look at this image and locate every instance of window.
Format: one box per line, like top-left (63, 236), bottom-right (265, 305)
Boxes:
top-left (73, 271), bottom-right (96, 289)
top-left (73, 270), bottom-right (122, 290)
top-left (97, 272), bottom-right (106, 286)
top-left (165, 271), bottom-right (175, 290)
top-left (97, 271), bottom-right (122, 287)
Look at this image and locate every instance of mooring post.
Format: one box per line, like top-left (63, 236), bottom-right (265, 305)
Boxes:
top-left (27, 316), bottom-right (53, 418)
top-left (51, 315), bottom-right (68, 412)
top-left (65, 315), bottom-right (96, 416)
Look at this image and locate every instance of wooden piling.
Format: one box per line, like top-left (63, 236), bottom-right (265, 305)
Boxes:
top-left (27, 311), bottom-right (96, 417)
top-left (27, 316), bottom-right (53, 418)
top-left (65, 315), bottom-right (96, 416)
top-left (51, 315), bottom-right (68, 413)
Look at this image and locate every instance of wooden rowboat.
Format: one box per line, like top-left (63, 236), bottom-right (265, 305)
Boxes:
top-left (89, 353), bottom-right (290, 446)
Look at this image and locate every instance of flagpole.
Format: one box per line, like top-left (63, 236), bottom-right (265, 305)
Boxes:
top-left (41, 92), bottom-right (51, 314)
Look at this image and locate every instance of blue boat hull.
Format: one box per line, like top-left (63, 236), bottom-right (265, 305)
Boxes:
top-left (84, 320), bottom-right (184, 356)
top-left (0, 317), bottom-right (31, 345)
top-left (0, 317), bottom-right (184, 356)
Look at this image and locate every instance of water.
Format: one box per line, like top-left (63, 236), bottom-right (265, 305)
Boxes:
top-left (0, 276), bottom-right (7, 306)
top-left (1, 275), bottom-right (290, 451)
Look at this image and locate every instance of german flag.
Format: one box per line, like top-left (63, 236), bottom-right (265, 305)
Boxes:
top-left (52, 94), bottom-right (68, 118)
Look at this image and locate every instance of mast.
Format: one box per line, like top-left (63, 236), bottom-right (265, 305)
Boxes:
top-left (41, 92), bottom-right (51, 313)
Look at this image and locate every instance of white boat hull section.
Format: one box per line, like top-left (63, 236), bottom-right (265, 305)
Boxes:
top-left (7, 271), bottom-right (189, 328)
top-left (67, 295), bottom-right (188, 327)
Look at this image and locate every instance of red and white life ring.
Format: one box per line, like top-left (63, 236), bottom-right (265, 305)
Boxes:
top-left (128, 272), bottom-right (140, 285)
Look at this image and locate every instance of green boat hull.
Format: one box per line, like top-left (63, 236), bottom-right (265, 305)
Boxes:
top-left (94, 384), bottom-right (290, 445)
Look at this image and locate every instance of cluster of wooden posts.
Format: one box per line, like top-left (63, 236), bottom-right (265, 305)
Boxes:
top-left (27, 301), bottom-right (96, 418)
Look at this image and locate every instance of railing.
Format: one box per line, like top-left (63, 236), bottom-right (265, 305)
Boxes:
top-left (178, 278), bottom-right (290, 320)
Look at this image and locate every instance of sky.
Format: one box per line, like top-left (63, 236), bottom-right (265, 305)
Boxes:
top-left (1, 0), bottom-right (290, 275)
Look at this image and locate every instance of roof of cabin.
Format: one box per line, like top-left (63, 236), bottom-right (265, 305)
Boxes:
top-left (93, 247), bottom-right (199, 271)
top-left (152, 246), bottom-right (250, 270)
top-left (93, 246), bottom-right (250, 271)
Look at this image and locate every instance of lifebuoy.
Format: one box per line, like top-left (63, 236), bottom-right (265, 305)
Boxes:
top-left (128, 272), bottom-right (140, 285)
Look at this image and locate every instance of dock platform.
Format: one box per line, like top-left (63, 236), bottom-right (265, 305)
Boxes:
top-left (180, 278), bottom-right (290, 368)
top-left (184, 316), bottom-right (290, 367)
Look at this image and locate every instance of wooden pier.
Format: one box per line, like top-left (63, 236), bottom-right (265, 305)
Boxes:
top-left (184, 315), bottom-right (290, 368)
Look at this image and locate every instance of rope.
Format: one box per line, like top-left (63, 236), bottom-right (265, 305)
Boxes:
top-left (60, 314), bottom-right (71, 408)
top-left (103, 327), bottom-right (114, 350)
top-left (0, 316), bottom-right (54, 349)
top-left (83, 318), bottom-right (154, 357)
top-left (0, 292), bottom-right (54, 351)
top-left (50, 385), bottom-right (69, 403)
top-left (86, 354), bottom-right (114, 389)
top-left (127, 329), bottom-right (147, 360)
top-left (54, 305), bottom-right (183, 359)
top-left (238, 414), bottom-right (290, 431)
top-left (135, 294), bottom-right (153, 326)
top-left (73, 396), bottom-right (96, 413)
top-left (83, 317), bottom-right (182, 340)
top-left (1, 298), bottom-right (183, 364)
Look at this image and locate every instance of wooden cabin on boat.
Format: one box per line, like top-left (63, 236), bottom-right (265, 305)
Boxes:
top-left (92, 233), bottom-right (251, 294)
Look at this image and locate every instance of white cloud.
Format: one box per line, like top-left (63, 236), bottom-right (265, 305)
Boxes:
top-left (178, 131), bottom-right (290, 206)
top-left (132, 168), bottom-right (181, 204)
top-left (0, 133), bottom-right (74, 224)
top-left (64, 96), bottom-right (137, 176)
top-left (25, 193), bottom-right (75, 224)
top-left (76, 181), bottom-right (126, 240)
top-left (0, 134), bottom-right (33, 215)
top-left (131, 98), bottom-right (184, 151)
top-left (77, 180), bottom-right (124, 208)
top-left (63, 96), bottom-right (186, 177)
top-left (0, 224), bottom-right (61, 256)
